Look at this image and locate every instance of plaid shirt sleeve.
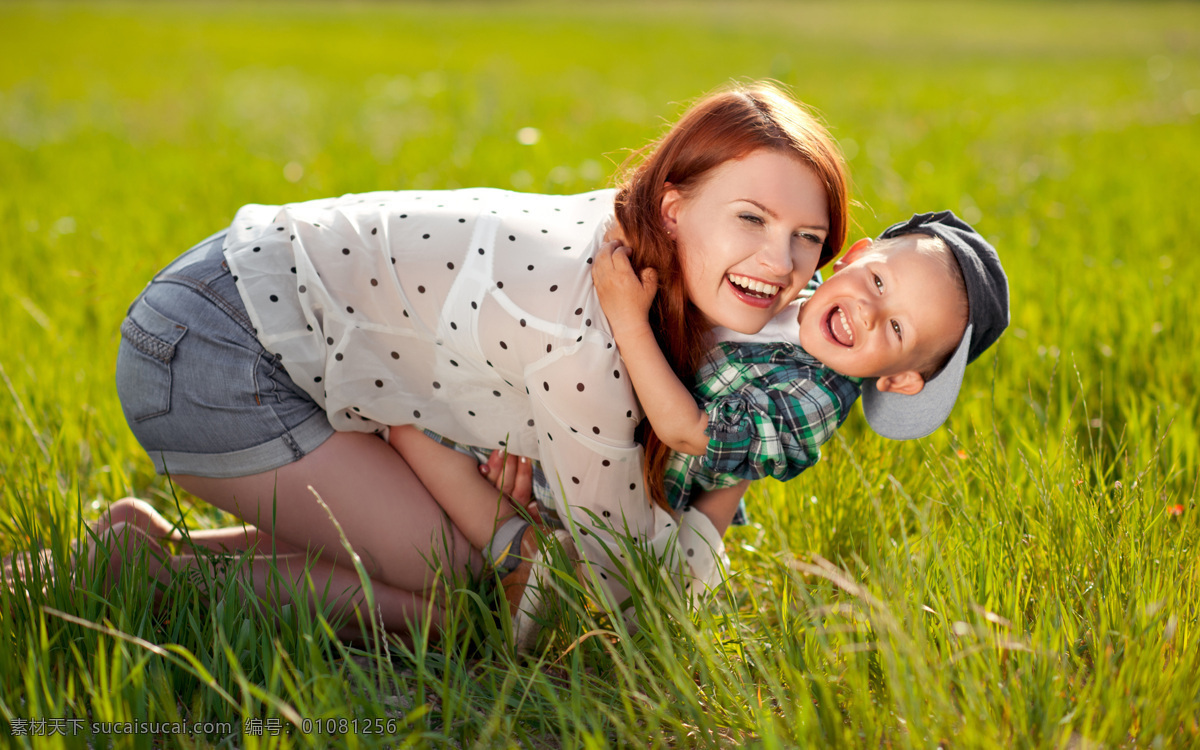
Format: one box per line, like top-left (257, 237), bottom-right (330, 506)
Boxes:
top-left (660, 341), bottom-right (860, 514)
top-left (696, 342), bottom-right (861, 481)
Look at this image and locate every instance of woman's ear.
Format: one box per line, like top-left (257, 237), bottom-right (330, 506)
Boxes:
top-left (660, 184), bottom-right (681, 234)
top-left (874, 369), bottom-right (925, 396)
top-left (833, 237), bottom-right (873, 271)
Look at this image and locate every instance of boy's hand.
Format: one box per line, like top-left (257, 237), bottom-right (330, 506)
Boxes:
top-left (480, 450), bottom-right (534, 505)
top-left (593, 240), bottom-right (658, 336)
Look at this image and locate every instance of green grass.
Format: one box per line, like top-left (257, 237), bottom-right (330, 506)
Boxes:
top-left (3, 0), bottom-right (1200, 747)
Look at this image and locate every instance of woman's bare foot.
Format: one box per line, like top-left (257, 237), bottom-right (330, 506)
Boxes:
top-left (93, 498), bottom-right (179, 540)
top-left (2, 548), bottom-right (55, 597)
top-left (84, 521), bottom-right (170, 593)
top-left (94, 498), bottom-right (292, 556)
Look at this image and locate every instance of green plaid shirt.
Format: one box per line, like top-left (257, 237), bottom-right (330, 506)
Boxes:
top-left (662, 341), bottom-right (862, 517)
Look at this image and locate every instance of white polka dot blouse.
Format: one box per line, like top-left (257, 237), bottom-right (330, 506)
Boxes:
top-left (225, 189), bottom-right (651, 520)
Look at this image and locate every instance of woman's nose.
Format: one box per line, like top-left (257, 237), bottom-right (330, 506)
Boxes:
top-left (756, 239), bottom-right (794, 277)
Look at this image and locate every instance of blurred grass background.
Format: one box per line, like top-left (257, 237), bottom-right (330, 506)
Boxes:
top-left (2, 1), bottom-right (1199, 748)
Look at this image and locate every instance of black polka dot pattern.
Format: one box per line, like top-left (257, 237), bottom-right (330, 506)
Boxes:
top-left (227, 190), bottom-right (649, 555)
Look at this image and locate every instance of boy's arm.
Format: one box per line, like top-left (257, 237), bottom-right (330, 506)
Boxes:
top-left (388, 425), bottom-right (523, 550)
top-left (592, 242), bottom-right (709, 456)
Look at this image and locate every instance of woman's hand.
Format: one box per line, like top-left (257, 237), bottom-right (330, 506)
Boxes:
top-left (593, 240), bottom-right (658, 336)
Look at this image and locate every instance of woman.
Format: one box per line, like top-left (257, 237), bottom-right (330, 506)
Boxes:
top-left (107, 82), bottom-right (848, 638)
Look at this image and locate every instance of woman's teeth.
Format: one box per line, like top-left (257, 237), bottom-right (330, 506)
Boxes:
top-left (728, 274), bottom-right (780, 298)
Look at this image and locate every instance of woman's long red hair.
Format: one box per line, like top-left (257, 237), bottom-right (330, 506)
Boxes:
top-left (612, 82), bottom-right (849, 513)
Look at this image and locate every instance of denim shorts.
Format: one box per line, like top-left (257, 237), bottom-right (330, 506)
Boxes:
top-left (115, 231), bottom-right (335, 478)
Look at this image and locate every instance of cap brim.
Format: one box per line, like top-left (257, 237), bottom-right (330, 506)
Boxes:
top-left (861, 323), bottom-right (972, 440)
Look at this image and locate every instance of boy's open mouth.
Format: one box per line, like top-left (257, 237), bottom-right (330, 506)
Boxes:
top-left (825, 305), bottom-right (854, 347)
top-left (727, 274), bottom-right (781, 304)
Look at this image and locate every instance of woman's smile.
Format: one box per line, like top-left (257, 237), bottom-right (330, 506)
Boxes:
top-left (726, 273), bottom-right (783, 307)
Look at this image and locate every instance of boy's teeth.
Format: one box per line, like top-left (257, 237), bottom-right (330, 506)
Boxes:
top-left (837, 308), bottom-right (853, 344)
top-left (728, 274), bottom-right (780, 297)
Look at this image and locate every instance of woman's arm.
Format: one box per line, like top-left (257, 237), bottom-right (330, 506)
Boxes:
top-left (592, 242), bottom-right (709, 456)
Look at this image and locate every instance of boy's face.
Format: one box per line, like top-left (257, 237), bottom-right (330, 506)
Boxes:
top-left (797, 235), bottom-right (965, 394)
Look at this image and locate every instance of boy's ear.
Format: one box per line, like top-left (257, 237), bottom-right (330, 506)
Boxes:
top-left (660, 184), bottom-right (681, 234)
top-left (874, 369), bottom-right (925, 396)
top-left (834, 237), bottom-right (873, 271)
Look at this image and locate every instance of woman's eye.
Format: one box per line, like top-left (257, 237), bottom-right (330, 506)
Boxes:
top-left (739, 213), bottom-right (764, 226)
top-left (797, 232), bottom-right (823, 244)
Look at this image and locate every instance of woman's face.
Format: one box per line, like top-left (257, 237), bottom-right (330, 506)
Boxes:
top-left (664, 148), bottom-right (830, 335)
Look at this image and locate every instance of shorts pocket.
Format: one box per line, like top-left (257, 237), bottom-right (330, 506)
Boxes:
top-left (116, 298), bottom-right (189, 422)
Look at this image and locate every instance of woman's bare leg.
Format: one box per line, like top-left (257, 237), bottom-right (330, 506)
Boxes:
top-left (97, 521), bottom-right (436, 640)
top-left (170, 431), bottom-right (482, 594)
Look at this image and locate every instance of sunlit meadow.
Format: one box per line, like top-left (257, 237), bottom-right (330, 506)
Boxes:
top-left (2, 2), bottom-right (1199, 747)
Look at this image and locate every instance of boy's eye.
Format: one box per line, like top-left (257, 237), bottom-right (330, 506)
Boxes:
top-left (873, 274), bottom-right (884, 292)
top-left (891, 320), bottom-right (902, 340)
top-left (739, 213), bottom-right (764, 226)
